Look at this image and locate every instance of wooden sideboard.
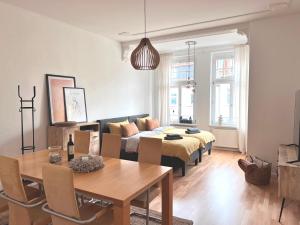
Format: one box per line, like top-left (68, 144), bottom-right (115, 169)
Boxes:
top-left (278, 144), bottom-right (300, 222)
top-left (47, 122), bottom-right (100, 154)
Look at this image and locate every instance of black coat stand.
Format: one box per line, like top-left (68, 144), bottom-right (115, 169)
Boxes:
top-left (18, 85), bottom-right (36, 155)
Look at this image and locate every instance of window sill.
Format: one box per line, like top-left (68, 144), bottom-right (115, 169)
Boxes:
top-left (209, 125), bottom-right (238, 130)
top-left (170, 123), bottom-right (198, 127)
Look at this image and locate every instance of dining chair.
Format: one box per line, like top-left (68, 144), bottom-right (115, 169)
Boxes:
top-left (0, 156), bottom-right (51, 225)
top-left (0, 184), bottom-right (7, 213)
top-left (131, 137), bottom-right (162, 225)
top-left (42, 164), bottom-right (113, 225)
top-left (74, 130), bottom-right (91, 154)
top-left (0, 198), bottom-right (7, 212)
top-left (101, 133), bottom-right (121, 158)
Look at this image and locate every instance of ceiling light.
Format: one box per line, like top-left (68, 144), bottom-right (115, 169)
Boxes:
top-left (185, 41), bottom-right (197, 92)
top-left (130, 0), bottom-right (160, 70)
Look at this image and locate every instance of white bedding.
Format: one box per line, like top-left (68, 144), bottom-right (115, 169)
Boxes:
top-left (121, 126), bottom-right (195, 153)
top-left (122, 130), bottom-right (162, 152)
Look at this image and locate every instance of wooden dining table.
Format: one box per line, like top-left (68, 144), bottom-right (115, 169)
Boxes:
top-left (15, 150), bottom-right (173, 225)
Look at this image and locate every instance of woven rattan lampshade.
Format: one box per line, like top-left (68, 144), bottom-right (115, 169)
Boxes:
top-left (131, 38), bottom-right (160, 70)
top-left (130, 0), bottom-right (160, 70)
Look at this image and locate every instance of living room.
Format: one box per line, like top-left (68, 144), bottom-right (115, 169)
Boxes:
top-left (0, 0), bottom-right (300, 225)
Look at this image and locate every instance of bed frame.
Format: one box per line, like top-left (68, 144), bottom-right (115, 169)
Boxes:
top-left (97, 114), bottom-right (213, 176)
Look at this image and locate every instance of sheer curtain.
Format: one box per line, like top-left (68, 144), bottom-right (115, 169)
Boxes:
top-left (235, 45), bottom-right (250, 153)
top-left (152, 54), bottom-right (172, 126)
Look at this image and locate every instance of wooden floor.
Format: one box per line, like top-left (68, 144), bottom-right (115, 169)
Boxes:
top-left (150, 150), bottom-right (300, 225)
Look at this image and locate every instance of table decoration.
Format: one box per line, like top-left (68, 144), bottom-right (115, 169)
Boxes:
top-left (69, 155), bottom-right (104, 173)
top-left (48, 146), bottom-right (62, 163)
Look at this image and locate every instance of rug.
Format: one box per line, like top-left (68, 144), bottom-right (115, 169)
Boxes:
top-left (131, 207), bottom-right (193, 225)
top-left (0, 207), bottom-right (193, 225)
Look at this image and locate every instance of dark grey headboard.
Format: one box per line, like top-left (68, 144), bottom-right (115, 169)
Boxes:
top-left (97, 114), bottom-right (149, 149)
top-left (128, 114), bottom-right (149, 124)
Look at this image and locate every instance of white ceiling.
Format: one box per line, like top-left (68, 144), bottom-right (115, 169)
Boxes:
top-left (0, 0), bottom-right (299, 41)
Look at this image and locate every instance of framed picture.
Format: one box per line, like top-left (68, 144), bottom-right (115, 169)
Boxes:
top-left (46, 74), bottom-right (76, 125)
top-left (63, 87), bottom-right (88, 123)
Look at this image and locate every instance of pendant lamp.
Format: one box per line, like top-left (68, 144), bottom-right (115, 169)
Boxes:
top-left (131, 0), bottom-right (160, 70)
top-left (185, 41), bottom-right (197, 92)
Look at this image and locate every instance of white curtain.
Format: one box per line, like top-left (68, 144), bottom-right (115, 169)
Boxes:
top-left (153, 54), bottom-right (172, 126)
top-left (235, 45), bottom-right (250, 153)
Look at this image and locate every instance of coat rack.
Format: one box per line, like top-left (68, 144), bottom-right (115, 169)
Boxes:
top-left (18, 85), bottom-right (36, 154)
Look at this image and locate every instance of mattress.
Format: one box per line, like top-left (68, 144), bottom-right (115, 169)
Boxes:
top-left (123, 130), bottom-right (200, 161)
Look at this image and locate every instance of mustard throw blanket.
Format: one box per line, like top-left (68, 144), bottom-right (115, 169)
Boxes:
top-left (162, 127), bottom-right (215, 148)
top-left (153, 133), bottom-right (200, 162)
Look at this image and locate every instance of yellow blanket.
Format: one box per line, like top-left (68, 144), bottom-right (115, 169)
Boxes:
top-left (153, 133), bottom-right (200, 162)
top-left (163, 128), bottom-right (215, 148)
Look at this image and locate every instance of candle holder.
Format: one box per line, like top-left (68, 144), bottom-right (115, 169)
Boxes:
top-left (48, 146), bottom-right (62, 164)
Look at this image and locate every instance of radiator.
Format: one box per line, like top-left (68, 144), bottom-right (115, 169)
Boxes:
top-left (211, 128), bottom-right (239, 149)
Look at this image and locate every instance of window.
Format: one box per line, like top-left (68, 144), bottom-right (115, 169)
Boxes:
top-left (171, 62), bottom-right (194, 81)
top-left (169, 55), bottom-right (194, 124)
top-left (210, 51), bottom-right (237, 127)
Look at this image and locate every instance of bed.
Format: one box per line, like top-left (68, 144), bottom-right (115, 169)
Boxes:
top-left (157, 126), bottom-right (215, 162)
top-left (97, 114), bottom-right (214, 176)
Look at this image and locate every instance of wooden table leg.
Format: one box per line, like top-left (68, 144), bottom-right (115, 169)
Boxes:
top-left (161, 171), bottom-right (173, 225)
top-left (113, 203), bottom-right (130, 225)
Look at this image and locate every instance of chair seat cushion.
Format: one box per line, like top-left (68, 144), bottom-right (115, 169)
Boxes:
top-left (131, 187), bottom-right (160, 209)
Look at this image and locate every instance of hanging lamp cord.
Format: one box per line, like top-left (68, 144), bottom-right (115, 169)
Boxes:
top-left (193, 42), bottom-right (196, 84)
top-left (144, 0), bottom-right (147, 38)
top-left (188, 43), bottom-right (191, 81)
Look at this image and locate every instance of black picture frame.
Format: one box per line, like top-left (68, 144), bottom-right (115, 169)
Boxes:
top-left (63, 87), bottom-right (88, 123)
top-left (46, 74), bottom-right (76, 126)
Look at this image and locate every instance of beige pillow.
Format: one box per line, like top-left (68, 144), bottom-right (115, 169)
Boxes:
top-left (107, 120), bottom-right (129, 135)
top-left (137, 116), bottom-right (151, 131)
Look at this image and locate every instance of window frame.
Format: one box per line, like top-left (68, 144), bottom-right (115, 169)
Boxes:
top-left (210, 50), bottom-right (236, 127)
top-left (169, 55), bottom-right (195, 124)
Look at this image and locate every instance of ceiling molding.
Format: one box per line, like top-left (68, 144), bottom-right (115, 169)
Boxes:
top-left (121, 23), bottom-right (249, 61)
top-left (127, 9), bottom-right (268, 37)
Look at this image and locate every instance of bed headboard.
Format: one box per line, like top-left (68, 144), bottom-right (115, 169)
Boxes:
top-left (97, 114), bottom-right (149, 149)
top-left (128, 114), bottom-right (149, 123)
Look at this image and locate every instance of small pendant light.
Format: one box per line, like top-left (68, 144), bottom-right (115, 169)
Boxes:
top-left (131, 0), bottom-right (160, 70)
top-left (185, 41), bottom-right (197, 92)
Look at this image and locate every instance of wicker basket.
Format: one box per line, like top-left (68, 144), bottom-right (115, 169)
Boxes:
top-left (238, 155), bottom-right (272, 185)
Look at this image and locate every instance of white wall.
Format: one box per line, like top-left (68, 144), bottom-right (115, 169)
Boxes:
top-left (0, 2), bottom-right (150, 156)
top-left (194, 49), bottom-right (211, 131)
top-left (248, 13), bottom-right (300, 165)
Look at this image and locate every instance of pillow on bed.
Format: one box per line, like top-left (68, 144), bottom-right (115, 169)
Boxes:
top-left (137, 116), bottom-right (151, 131)
top-left (107, 120), bottom-right (129, 135)
top-left (146, 119), bottom-right (160, 131)
top-left (121, 122), bottom-right (139, 137)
